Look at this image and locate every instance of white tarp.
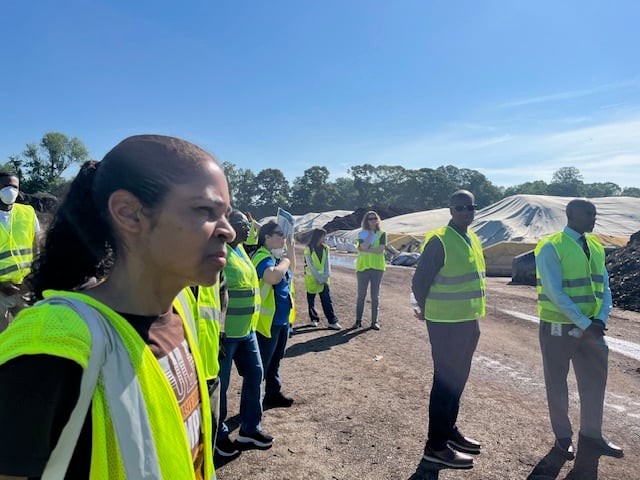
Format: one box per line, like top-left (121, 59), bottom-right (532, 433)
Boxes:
top-left (325, 195), bottom-right (640, 252)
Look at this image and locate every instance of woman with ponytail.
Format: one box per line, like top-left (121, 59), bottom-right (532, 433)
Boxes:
top-left (0, 135), bottom-right (234, 479)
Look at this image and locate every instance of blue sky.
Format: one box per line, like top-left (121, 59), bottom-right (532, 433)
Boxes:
top-left (2, 0), bottom-right (640, 189)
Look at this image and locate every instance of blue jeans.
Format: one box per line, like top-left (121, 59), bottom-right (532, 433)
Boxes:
top-left (257, 323), bottom-right (290, 398)
top-left (217, 331), bottom-right (264, 439)
top-left (356, 269), bottom-right (384, 324)
top-left (307, 284), bottom-right (338, 324)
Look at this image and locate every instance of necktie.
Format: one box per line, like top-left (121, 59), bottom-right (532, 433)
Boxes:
top-left (579, 235), bottom-right (590, 260)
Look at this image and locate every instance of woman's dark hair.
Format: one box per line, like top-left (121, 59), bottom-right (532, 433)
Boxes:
top-left (307, 228), bottom-right (327, 250)
top-left (256, 220), bottom-right (280, 248)
top-left (26, 135), bottom-right (217, 299)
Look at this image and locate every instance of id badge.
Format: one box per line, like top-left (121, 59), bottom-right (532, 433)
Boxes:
top-left (551, 323), bottom-right (562, 336)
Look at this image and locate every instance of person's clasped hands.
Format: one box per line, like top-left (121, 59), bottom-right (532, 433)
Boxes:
top-left (583, 318), bottom-right (607, 339)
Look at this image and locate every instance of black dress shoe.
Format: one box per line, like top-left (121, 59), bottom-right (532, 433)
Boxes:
top-left (447, 429), bottom-right (481, 454)
top-left (263, 392), bottom-right (294, 408)
top-left (554, 437), bottom-right (575, 460)
top-left (423, 444), bottom-right (473, 469)
top-left (579, 434), bottom-right (624, 458)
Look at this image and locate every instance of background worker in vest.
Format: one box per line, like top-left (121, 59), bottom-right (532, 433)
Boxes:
top-left (243, 210), bottom-right (260, 256)
top-left (535, 199), bottom-right (623, 463)
top-left (252, 220), bottom-right (296, 409)
top-left (304, 227), bottom-right (341, 330)
top-left (0, 171), bottom-right (40, 333)
top-left (411, 189), bottom-right (484, 470)
top-left (0, 135), bottom-right (235, 479)
top-left (215, 210), bottom-right (273, 457)
top-left (354, 210), bottom-right (386, 330)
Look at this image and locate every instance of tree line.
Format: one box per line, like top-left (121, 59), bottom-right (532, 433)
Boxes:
top-left (4, 132), bottom-right (639, 218)
top-left (223, 162), bottom-right (640, 219)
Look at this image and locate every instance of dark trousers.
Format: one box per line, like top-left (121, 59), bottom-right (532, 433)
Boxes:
top-left (539, 322), bottom-right (609, 440)
top-left (307, 284), bottom-right (338, 324)
top-left (426, 319), bottom-right (480, 450)
top-left (257, 323), bottom-right (290, 398)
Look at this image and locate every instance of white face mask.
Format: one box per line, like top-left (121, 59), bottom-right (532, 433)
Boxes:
top-left (0, 186), bottom-right (19, 205)
top-left (270, 247), bottom-right (285, 259)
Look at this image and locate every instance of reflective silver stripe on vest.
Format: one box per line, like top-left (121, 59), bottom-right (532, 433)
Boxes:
top-left (226, 306), bottom-right (257, 316)
top-left (427, 290), bottom-right (485, 301)
top-left (42, 297), bottom-right (163, 479)
top-left (0, 261), bottom-right (31, 276)
top-left (562, 278), bottom-right (591, 288)
top-left (199, 306), bottom-right (221, 322)
top-left (100, 319), bottom-right (163, 479)
top-left (176, 291), bottom-right (199, 349)
top-left (228, 289), bottom-right (255, 298)
top-left (433, 271), bottom-right (484, 285)
top-left (0, 248), bottom-right (33, 260)
top-left (538, 293), bottom-right (596, 304)
top-left (591, 274), bottom-right (604, 283)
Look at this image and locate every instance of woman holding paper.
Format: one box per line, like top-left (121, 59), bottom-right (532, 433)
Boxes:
top-left (354, 210), bottom-right (387, 330)
top-left (252, 220), bottom-right (297, 408)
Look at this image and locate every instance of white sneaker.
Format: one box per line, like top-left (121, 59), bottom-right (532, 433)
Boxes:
top-left (328, 322), bottom-right (342, 330)
top-left (310, 320), bottom-right (319, 327)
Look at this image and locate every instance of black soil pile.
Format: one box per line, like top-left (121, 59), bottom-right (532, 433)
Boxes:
top-left (322, 205), bottom-right (414, 233)
top-left (607, 230), bottom-right (640, 312)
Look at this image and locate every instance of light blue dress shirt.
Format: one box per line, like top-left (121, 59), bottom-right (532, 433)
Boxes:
top-left (536, 226), bottom-right (613, 330)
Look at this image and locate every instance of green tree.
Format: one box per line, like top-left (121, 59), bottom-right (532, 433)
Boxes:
top-left (582, 182), bottom-right (621, 198)
top-left (290, 166), bottom-right (335, 214)
top-left (546, 166), bottom-right (584, 197)
top-left (621, 187), bottom-right (640, 197)
top-left (503, 180), bottom-right (549, 197)
top-left (348, 164), bottom-right (380, 207)
top-left (222, 162), bottom-right (257, 212)
top-left (20, 132), bottom-right (89, 193)
top-left (253, 168), bottom-right (290, 218)
top-left (332, 177), bottom-right (358, 209)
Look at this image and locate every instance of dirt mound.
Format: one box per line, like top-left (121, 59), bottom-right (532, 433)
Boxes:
top-left (607, 230), bottom-right (640, 312)
top-left (322, 205), bottom-right (414, 233)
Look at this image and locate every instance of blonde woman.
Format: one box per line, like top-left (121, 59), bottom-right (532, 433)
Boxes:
top-left (354, 211), bottom-right (386, 330)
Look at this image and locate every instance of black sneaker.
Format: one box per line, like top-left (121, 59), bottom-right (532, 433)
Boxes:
top-left (263, 392), bottom-right (294, 408)
top-left (236, 429), bottom-right (274, 448)
top-left (214, 437), bottom-right (240, 457)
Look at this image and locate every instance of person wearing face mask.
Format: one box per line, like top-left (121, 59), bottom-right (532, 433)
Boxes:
top-left (251, 220), bottom-right (296, 409)
top-left (0, 171), bottom-right (40, 332)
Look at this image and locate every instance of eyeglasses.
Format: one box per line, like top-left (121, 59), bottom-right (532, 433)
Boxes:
top-left (367, 217), bottom-right (378, 221)
top-left (452, 204), bottom-right (478, 212)
top-left (231, 220), bottom-right (251, 229)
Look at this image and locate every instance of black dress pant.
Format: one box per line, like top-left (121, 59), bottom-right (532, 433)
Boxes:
top-left (426, 319), bottom-right (480, 450)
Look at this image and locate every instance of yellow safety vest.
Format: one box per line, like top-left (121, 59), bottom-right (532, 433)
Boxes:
top-left (0, 203), bottom-right (37, 283)
top-left (423, 226), bottom-right (486, 322)
top-left (222, 244), bottom-right (260, 338)
top-left (0, 289), bottom-right (215, 480)
top-left (355, 230), bottom-right (386, 272)
top-left (535, 232), bottom-right (605, 324)
top-left (252, 247), bottom-right (295, 338)
top-left (174, 283), bottom-right (222, 380)
top-left (303, 246), bottom-right (330, 294)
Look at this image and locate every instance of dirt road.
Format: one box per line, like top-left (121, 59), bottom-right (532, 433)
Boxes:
top-left (216, 260), bottom-right (640, 480)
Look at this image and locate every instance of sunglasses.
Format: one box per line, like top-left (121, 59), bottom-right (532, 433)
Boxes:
top-left (271, 230), bottom-right (285, 237)
top-left (231, 220), bottom-right (251, 228)
top-left (452, 204), bottom-right (478, 212)
top-left (367, 217), bottom-right (378, 221)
